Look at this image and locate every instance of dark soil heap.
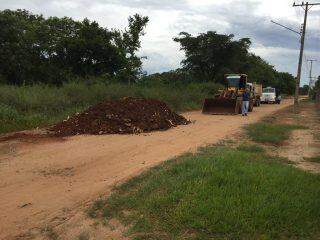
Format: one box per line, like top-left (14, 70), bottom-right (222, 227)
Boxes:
top-left (52, 98), bottom-right (190, 136)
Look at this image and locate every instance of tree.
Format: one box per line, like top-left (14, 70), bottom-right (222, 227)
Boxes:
top-left (299, 85), bottom-right (309, 95)
top-left (174, 31), bottom-right (251, 82)
top-left (310, 76), bottom-right (320, 100)
top-left (174, 31), bottom-right (296, 94)
top-left (0, 10), bottom-right (45, 84)
top-left (274, 72), bottom-right (296, 95)
top-left (113, 14), bottom-right (149, 84)
top-left (0, 10), bottom-right (148, 85)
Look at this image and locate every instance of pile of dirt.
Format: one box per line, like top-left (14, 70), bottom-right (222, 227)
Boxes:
top-left (51, 98), bottom-right (190, 136)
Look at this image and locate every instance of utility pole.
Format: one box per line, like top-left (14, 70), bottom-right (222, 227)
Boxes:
top-left (292, 1), bottom-right (320, 112)
top-left (307, 59), bottom-right (317, 95)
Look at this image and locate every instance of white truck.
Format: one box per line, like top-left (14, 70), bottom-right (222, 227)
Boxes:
top-left (261, 87), bottom-right (277, 104)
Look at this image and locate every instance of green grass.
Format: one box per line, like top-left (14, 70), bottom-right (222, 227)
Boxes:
top-left (0, 81), bottom-right (221, 134)
top-left (237, 144), bottom-right (265, 153)
top-left (245, 123), bottom-right (307, 145)
top-left (304, 156), bottom-right (320, 163)
top-left (89, 146), bottom-right (320, 240)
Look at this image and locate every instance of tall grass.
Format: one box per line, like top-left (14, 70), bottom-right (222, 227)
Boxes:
top-left (0, 82), bottom-right (222, 134)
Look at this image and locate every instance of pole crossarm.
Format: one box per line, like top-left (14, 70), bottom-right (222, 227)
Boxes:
top-left (293, 2), bottom-right (320, 6)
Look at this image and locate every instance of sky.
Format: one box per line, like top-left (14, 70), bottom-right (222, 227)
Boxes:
top-left (1, 0), bottom-right (320, 86)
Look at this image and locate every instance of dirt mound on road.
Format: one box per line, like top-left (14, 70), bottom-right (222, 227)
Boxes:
top-left (51, 98), bottom-right (190, 136)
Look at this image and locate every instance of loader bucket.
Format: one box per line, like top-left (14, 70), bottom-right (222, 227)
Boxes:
top-left (202, 98), bottom-right (239, 115)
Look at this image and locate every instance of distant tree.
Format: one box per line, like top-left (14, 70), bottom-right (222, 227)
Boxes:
top-left (244, 54), bottom-right (276, 86)
top-left (310, 76), bottom-right (320, 100)
top-left (299, 85), bottom-right (309, 95)
top-left (274, 72), bottom-right (296, 95)
top-left (174, 31), bottom-right (251, 82)
top-left (173, 31), bottom-right (296, 94)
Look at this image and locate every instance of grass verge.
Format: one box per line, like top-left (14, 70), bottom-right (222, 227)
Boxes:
top-left (245, 123), bottom-right (306, 145)
top-left (304, 156), bottom-right (320, 163)
top-left (89, 146), bottom-right (320, 240)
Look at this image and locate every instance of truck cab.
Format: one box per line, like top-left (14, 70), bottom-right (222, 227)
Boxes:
top-left (261, 87), bottom-right (276, 104)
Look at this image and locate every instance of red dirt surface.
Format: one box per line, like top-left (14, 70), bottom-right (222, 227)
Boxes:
top-left (51, 98), bottom-right (190, 136)
top-left (0, 99), bottom-right (293, 240)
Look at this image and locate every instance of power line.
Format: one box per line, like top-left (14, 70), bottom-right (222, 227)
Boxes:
top-left (270, 20), bottom-right (301, 35)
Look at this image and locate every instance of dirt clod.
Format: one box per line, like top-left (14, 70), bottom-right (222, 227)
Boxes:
top-left (51, 98), bottom-right (190, 136)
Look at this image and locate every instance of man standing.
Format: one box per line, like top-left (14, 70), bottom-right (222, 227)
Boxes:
top-left (242, 88), bottom-right (250, 116)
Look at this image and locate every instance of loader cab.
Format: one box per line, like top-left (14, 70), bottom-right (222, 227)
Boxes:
top-left (225, 74), bottom-right (247, 91)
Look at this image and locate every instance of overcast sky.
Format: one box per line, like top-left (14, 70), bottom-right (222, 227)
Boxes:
top-left (1, 0), bottom-right (320, 85)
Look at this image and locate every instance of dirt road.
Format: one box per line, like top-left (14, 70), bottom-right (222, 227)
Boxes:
top-left (0, 100), bottom-right (292, 239)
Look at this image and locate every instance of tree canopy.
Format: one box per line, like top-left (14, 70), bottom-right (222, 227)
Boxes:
top-left (310, 76), bottom-right (320, 100)
top-left (0, 9), bottom-right (148, 85)
top-left (174, 31), bottom-right (251, 82)
top-left (0, 10), bottom-right (296, 94)
top-left (173, 31), bottom-right (296, 94)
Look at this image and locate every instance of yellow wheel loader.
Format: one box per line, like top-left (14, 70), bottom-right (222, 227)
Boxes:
top-left (202, 74), bottom-right (254, 115)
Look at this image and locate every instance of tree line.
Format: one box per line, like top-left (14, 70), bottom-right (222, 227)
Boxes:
top-left (149, 31), bottom-right (295, 94)
top-left (0, 10), bottom-right (298, 94)
top-left (0, 9), bottom-right (148, 85)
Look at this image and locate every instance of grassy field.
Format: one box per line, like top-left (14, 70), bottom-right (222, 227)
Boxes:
top-left (89, 145), bottom-right (320, 240)
top-left (0, 82), bottom-right (221, 134)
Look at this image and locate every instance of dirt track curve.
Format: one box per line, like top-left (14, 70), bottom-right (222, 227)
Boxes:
top-left (0, 99), bottom-right (292, 239)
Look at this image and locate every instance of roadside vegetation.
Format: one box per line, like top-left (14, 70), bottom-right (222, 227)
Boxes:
top-left (89, 144), bottom-right (320, 240)
top-left (0, 81), bottom-right (221, 134)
